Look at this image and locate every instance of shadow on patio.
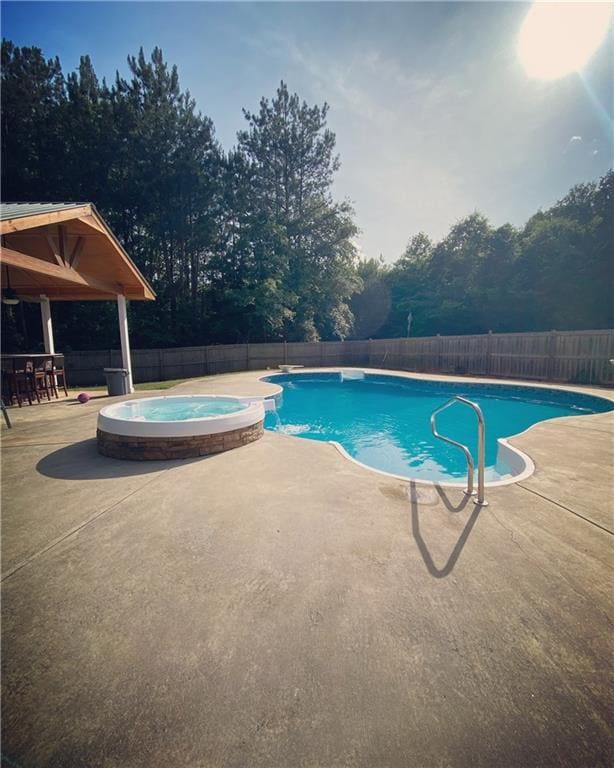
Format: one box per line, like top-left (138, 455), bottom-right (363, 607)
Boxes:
top-left (35, 439), bottom-right (198, 480)
top-left (409, 480), bottom-right (483, 578)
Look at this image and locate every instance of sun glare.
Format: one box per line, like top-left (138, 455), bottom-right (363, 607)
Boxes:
top-left (518, 2), bottom-right (612, 80)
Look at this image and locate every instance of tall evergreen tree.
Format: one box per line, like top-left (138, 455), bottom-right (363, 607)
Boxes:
top-left (238, 82), bottom-right (359, 340)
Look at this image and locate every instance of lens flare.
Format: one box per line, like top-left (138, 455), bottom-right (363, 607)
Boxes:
top-left (518, 2), bottom-right (612, 80)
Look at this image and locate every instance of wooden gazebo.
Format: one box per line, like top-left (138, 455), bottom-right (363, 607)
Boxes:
top-left (0, 202), bottom-right (155, 392)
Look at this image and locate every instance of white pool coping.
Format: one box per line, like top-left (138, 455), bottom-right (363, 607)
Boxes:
top-left (257, 368), bottom-right (612, 489)
top-left (98, 395), bottom-right (265, 438)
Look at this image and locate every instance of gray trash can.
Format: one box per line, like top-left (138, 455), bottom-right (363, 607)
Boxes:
top-left (103, 368), bottom-right (130, 396)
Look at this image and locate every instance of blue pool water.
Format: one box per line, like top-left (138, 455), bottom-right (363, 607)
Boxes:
top-left (263, 372), bottom-right (612, 482)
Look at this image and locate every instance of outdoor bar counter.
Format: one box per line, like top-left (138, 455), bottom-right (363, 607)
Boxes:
top-left (1, 353), bottom-right (68, 406)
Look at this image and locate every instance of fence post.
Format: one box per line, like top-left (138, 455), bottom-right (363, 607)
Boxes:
top-left (486, 330), bottom-right (493, 376)
top-left (158, 348), bottom-right (163, 382)
top-left (283, 340), bottom-right (288, 364)
top-left (204, 345), bottom-right (209, 376)
top-left (437, 334), bottom-right (442, 372)
top-left (548, 330), bottom-right (558, 380)
top-left (246, 343), bottom-right (250, 372)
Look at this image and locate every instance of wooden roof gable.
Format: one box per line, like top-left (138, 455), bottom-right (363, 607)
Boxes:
top-left (0, 203), bottom-right (155, 301)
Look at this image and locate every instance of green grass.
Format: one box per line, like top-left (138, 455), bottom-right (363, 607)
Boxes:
top-left (73, 378), bottom-right (189, 393)
top-left (135, 378), bottom-right (189, 390)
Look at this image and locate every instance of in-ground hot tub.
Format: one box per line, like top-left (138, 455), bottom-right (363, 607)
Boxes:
top-left (97, 395), bottom-right (265, 460)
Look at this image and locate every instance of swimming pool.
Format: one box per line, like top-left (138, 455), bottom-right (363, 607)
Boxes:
top-left (262, 372), bottom-right (613, 484)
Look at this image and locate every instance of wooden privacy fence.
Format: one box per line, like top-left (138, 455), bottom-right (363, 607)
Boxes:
top-left (65, 329), bottom-right (614, 387)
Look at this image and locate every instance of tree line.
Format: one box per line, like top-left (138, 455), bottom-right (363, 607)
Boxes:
top-left (352, 173), bottom-right (613, 339)
top-left (1, 41), bottom-right (612, 353)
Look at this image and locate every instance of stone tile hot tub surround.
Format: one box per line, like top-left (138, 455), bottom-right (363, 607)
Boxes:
top-left (97, 421), bottom-right (264, 460)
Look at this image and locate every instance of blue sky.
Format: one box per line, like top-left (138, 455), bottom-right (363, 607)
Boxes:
top-left (2, 1), bottom-right (613, 261)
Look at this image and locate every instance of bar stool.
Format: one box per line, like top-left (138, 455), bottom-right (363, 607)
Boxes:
top-left (52, 355), bottom-right (68, 396)
top-left (43, 357), bottom-right (58, 398)
top-left (33, 358), bottom-right (52, 401)
top-left (0, 360), bottom-right (14, 407)
top-left (7, 359), bottom-right (33, 407)
top-left (24, 360), bottom-right (41, 404)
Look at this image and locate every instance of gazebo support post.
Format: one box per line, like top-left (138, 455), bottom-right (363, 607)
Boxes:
top-left (40, 296), bottom-right (55, 354)
top-left (117, 294), bottom-right (135, 393)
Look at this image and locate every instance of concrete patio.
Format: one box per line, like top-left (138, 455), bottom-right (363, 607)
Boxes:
top-left (1, 370), bottom-right (613, 767)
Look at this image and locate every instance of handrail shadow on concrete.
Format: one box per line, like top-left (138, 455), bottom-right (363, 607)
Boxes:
top-left (409, 480), bottom-right (483, 578)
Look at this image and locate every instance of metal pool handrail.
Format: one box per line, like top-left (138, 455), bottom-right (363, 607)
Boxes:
top-left (430, 395), bottom-right (488, 506)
